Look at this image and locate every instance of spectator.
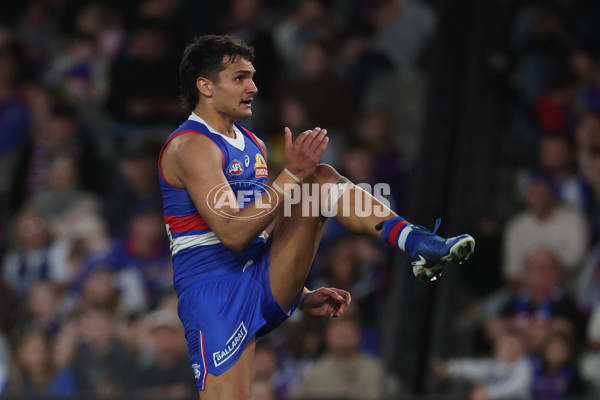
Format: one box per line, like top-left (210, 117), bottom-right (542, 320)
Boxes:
top-left (291, 315), bottom-right (399, 400)
top-left (0, 45), bottom-right (30, 160)
top-left (537, 134), bottom-right (591, 213)
top-left (432, 330), bottom-right (532, 400)
top-left (5, 329), bottom-right (77, 397)
top-left (44, 31), bottom-right (109, 106)
top-left (336, 143), bottom-right (399, 220)
top-left (251, 341), bottom-right (278, 394)
top-left (222, 0), bottom-right (281, 107)
top-left (134, 0), bottom-right (187, 53)
top-left (104, 19), bottom-right (182, 125)
top-left (571, 50), bottom-right (600, 114)
top-left (488, 248), bottom-right (586, 347)
top-left (575, 112), bottom-right (600, 169)
top-left (530, 331), bottom-right (585, 399)
top-left (336, 30), bottom-right (395, 99)
top-left (271, 316), bottom-right (325, 399)
top-left (273, 0), bottom-right (334, 78)
top-left (533, 72), bottom-right (579, 137)
top-left (576, 242), bottom-right (600, 314)
top-left (0, 45), bottom-right (30, 221)
top-left (575, 112), bottom-right (600, 241)
top-left (68, 307), bottom-right (137, 397)
top-left (268, 94), bottom-right (346, 171)
top-left (2, 205), bottom-right (71, 297)
top-left (503, 172), bottom-right (588, 284)
top-left (370, 0), bottom-right (437, 69)
top-left (340, 144), bottom-right (378, 185)
top-left (511, 5), bottom-right (574, 105)
top-left (10, 100), bottom-right (106, 211)
top-left (76, 266), bottom-right (145, 319)
top-left (102, 141), bottom-right (162, 236)
top-left (355, 107), bottom-right (408, 206)
top-left (64, 214), bottom-right (113, 291)
top-left (310, 237), bottom-right (379, 321)
top-left (14, 0), bottom-right (59, 78)
top-left (16, 281), bottom-right (63, 339)
top-left (133, 309), bottom-right (195, 400)
top-left (33, 154), bottom-right (101, 241)
top-left (281, 38), bottom-right (358, 135)
top-left (107, 205), bottom-right (172, 310)
top-left (361, 0), bottom-right (435, 164)
top-left (510, 4), bottom-right (576, 161)
top-left (580, 148), bottom-right (600, 243)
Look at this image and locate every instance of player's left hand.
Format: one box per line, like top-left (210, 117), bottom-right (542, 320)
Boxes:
top-left (300, 287), bottom-right (351, 318)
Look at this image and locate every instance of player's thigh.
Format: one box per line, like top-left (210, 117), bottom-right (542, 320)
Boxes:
top-left (268, 164), bottom-right (340, 310)
top-left (268, 206), bottom-right (326, 311)
top-left (200, 336), bottom-right (256, 400)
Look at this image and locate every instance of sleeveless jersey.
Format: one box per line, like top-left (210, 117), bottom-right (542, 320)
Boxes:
top-left (158, 114), bottom-right (269, 296)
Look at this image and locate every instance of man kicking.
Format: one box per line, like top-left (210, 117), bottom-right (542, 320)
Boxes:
top-left (158, 35), bottom-right (475, 399)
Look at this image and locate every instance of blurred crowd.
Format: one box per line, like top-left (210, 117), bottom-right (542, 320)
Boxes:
top-left (431, 1), bottom-right (600, 399)
top-left (0, 0), bottom-right (432, 399)
top-left (2, 0), bottom-right (600, 399)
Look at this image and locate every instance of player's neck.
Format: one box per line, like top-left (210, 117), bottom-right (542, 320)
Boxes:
top-left (193, 106), bottom-right (236, 138)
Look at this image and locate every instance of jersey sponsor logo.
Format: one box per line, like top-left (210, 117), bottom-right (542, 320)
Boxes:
top-left (213, 322), bottom-right (247, 367)
top-left (254, 154), bottom-right (268, 177)
top-left (227, 160), bottom-right (244, 175)
top-left (244, 155), bottom-right (250, 167)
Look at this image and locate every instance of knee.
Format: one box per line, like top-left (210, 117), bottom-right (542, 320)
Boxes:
top-left (308, 163), bottom-right (341, 184)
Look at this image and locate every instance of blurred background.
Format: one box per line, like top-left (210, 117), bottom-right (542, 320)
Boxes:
top-left (1, 0), bottom-right (600, 399)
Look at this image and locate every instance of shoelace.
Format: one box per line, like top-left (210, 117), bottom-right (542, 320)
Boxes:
top-left (413, 217), bottom-right (442, 236)
top-left (432, 217), bottom-right (441, 235)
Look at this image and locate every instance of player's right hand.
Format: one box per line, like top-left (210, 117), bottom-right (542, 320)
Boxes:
top-left (284, 126), bottom-right (329, 181)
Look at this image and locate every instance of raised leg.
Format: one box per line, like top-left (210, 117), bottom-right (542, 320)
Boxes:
top-left (269, 164), bottom-right (397, 311)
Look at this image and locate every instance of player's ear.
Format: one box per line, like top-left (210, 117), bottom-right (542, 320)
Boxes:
top-left (197, 77), bottom-right (213, 97)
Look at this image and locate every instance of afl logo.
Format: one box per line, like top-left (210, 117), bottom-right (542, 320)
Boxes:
top-left (227, 160), bottom-right (244, 175)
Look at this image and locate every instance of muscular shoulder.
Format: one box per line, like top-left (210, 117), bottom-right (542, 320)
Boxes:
top-left (168, 131), bottom-right (214, 152)
top-left (164, 132), bottom-right (221, 162)
top-left (161, 131), bottom-right (224, 187)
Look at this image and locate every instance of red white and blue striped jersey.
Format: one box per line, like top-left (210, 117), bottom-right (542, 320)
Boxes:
top-left (158, 113), bottom-right (268, 295)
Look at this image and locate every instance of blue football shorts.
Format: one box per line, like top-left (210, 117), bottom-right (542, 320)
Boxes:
top-left (177, 236), bottom-right (299, 391)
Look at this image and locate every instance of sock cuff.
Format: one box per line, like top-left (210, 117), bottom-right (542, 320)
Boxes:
top-left (381, 217), bottom-right (410, 248)
top-left (389, 220), bottom-right (410, 250)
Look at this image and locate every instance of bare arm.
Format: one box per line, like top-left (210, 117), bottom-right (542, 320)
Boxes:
top-left (161, 127), bottom-right (328, 251)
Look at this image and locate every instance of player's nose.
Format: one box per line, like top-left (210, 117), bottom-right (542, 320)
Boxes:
top-left (248, 79), bottom-right (258, 94)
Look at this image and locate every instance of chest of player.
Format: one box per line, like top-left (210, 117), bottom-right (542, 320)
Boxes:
top-left (222, 146), bottom-right (268, 182)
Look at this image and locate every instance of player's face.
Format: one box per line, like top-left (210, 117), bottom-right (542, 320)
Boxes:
top-left (212, 56), bottom-right (257, 120)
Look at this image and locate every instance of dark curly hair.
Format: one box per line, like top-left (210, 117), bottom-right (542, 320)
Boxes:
top-left (179, 35), bottom-right (255, 112)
